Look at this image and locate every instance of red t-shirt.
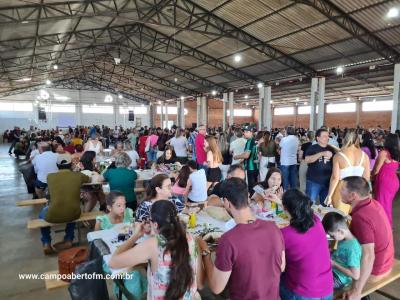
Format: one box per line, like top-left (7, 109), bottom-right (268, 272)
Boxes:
top-left (64, 145), bottom-right (75, 155)
top-left (350, 198), bottom-right (394, 276)
top-left (195, 133), bottom-right (206, 165)
top-left (215, 219), bottom-right (284, 300)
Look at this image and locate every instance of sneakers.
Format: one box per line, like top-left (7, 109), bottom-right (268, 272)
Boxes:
top-left (42, 244), bottom-right (56, 255)
top-left (53, 240), bottom-right (73, 252)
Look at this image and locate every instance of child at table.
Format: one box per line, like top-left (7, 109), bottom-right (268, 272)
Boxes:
top-left (95, 191), bottom-right (147, 300)
top-left (172, 165), bottom-right (190, 202)
top-left (322, 212), bottom-right (362, 289)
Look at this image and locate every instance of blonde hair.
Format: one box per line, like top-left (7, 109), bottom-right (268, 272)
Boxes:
top-left (206, 136), bottom-right (223, 163)
top-left (342, 129), bottom-right (360, 149)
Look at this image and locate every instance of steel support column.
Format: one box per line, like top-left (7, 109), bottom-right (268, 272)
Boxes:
top-left (317, 77), bottom-right (325, 129)
top-left (228, 92), bottom-right (234, 127)
top-left (391, 64), bottom-right (400, 132)
top-left (223, 92), bottom-right (228, 131)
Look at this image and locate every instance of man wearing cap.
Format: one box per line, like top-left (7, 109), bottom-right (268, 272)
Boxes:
top-left (38, 155), bottom-right (90, 254)
top-left (233, 126), bottom-right (258, 194)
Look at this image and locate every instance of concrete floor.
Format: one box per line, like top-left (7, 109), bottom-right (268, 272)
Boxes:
top-left (0, 144), bottom-right (399, 300)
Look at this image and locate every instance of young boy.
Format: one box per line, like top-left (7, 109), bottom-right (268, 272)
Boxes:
top-left (322, 212), bottom-right (362, 289)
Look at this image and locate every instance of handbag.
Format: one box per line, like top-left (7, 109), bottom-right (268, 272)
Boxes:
top-left (58, 247), bottom-right (88, 282)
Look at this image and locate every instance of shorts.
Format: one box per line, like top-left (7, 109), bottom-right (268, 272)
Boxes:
top-left (206, 167), bottom-right (222, 183)
top-left (34, 179), bottom-right (47, 190)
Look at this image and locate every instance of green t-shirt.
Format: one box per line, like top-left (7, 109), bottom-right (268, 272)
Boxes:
top-left (46, 170), bottom-right (90, 223)
top-left (244, 137), bottom-right (258, 171)
top-left (128, 133), bottom-right (137, 149)
top-left (96, 208), bottom-right (133, 230)
top-left (332, 238), bottom-right (362, 286)
top-left (104, 167), bottom-right (138, 202)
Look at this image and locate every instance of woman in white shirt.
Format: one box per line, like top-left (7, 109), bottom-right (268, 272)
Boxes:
top-left (84, 133), bottom-right (103, 156)
top-left (124, 141), bottom-right (140, 169)
top-left (184, 160), bottom-right (208, 205)
top-left (168, 128), bottom-right (188, 164)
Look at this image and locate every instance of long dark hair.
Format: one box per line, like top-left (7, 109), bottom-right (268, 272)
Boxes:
top-left (282, 189), bottom-right (314, 233)
top-left (384, 133), bottom-right (400, 161)
top-left (263, 131), bottom-right (271, 149)
top-left (146, 174), bottom-right (169, 200)
top-left (176, 165), bottom-right (190, 188)
top-left (361, 132), bottom-right (376, 159)
top-left (151, 200), bottom-right (193, 299)
top-left (260, 167), bottom-right (282, 189)
top-left (80, 151), bottom-right (96, 171)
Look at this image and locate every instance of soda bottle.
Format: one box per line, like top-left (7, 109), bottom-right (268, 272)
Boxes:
top-left (189, 212), bottom-right (197, 229)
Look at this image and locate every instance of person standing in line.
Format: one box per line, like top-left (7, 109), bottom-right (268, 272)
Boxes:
top-left (195, 124), bottom-right (207, 170)
top-left (298, 131), bottom-right (314, 193)
top-left (230, 128), bottom-right (247, 165)
top-left (372, 133), bottom-right (399, 226)
top-left (168, 128), bottom-right (189, 164)
top-left (258, 131), bottom-right (277, 182)
top-left (233, 126), bottom-right (258, 195)
top-left (304, 128), bottom-right (335, 205)
top-left (145, 129), bottom-right (159, 163)
top-left (279, 126), bottom-right (299, 190)
top-left (204, 136), bottom-right (223, 189)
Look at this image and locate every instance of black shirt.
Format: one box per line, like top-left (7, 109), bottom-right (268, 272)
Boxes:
top-left (301, 142), bottom-right (312, 160)
top-left (305, 144), bottom-right (335, 185)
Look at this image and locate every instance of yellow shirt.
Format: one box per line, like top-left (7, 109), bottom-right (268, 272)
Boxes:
top-left (71, 137), bottom-right (83, 146)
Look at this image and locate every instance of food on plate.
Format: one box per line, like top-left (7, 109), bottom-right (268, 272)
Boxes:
top-left (204, 206), bottom-right (231, 222)
top-left (203, 231), bottom-right (223, 243)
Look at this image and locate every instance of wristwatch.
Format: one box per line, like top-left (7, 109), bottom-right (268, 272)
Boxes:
top-left (201, 249), bottom-right (211, 257)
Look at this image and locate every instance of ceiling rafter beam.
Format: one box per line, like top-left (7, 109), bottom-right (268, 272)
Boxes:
top-left (297, 0), bottom-right (400, 63)
top-left (170, 0), bottom-right (315, 76)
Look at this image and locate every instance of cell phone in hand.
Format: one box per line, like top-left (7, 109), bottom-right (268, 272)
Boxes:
top-left (253, 185), bottom-right (265, 195)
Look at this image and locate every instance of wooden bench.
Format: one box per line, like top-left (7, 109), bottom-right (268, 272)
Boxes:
top-left (27, 211), bottom-right (104, 229)
top-left (16, 198), bottom-right (47, 206)
top-left (335, 259), bottom-right (400, 299)
top-left (17, 188), bottom-right (145, 207)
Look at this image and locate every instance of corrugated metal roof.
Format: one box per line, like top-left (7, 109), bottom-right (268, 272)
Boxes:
top-left (244, 12), bottom-right (298, 42)
top-left (166, 56), bottom-right (204, 69)
top-left (196, 37), bottom-right (248, 58)
top-left (350, 2), bottom-right (397, 32)
top-left (270, 30), bottom-right (326, 54)
top-left (375, 26), bottom-right (400, 46)
top-left (279, 3), bottom-right (327, 29)
top-left (195, 0), bottom-right (231, 11)
top-left (219, 47), bottom-right (272, 68)
top-left (213, 0), bottom-right (273, 27)
top-left (330, 0), bottom-right (385, 13)
top-left (188, 64), bottom-right (225, 78)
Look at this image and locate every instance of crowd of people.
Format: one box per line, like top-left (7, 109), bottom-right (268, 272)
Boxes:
top-left (4, 122), bottom-right (399, 300)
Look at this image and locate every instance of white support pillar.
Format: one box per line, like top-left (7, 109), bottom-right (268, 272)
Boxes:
top-left (222, 92), bottom-right (228, 131)
top-left (76, 90), bottom-right (82, 126)
top-left (228, 91), bottom-right (234, 127)
top-left (317, 77), bottom-right (325, 129)
top-left (149, 104), bottom-right (154, 128)
top-left (310, 78), bottom-right (318, 131)
top-left (196, 96), bottom-right (201, 127)
top-left (201, 96), bottom-right (208, 125)
top-left (258, 86), bottom-right (265, 130)
top-left (165, 102), bottom-right (169, 128)
top-left (179, 98), bottom-right (185, 128)
top-left (265, 86), bottom-right (272, 130)
top-left (355, 100), bottom-right (361, 128)
top-left (160, 102), bottom-right (164, 128)
top-left (391, 64), bottom-right (400, 132)
top-left (176, 100), bottom-right (180, 127)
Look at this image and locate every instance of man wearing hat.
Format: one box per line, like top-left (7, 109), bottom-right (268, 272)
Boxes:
top-left (233, 125), bottom-right (258, 194)
top-left (38, 155), bottom-right (89, 254)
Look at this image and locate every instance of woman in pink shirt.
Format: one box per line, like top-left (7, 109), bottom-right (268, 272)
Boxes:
top-left (146, 129), bottom-right (159, 163)
top-left (280, 189), bottom-right (333, 300)
top-left (172, 165), bottom-right (190, 202)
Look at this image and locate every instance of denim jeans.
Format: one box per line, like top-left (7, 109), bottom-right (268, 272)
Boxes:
top-left (306, 180), bottom-right (329, 205)
top-left (280, 280), bottom-right (333, 300)
top-left (38, 206), bottom-right (75, 245)
top-left (146, 148), bottom-right (157, 162)
top-left (280, 164), bottom-right (298, 190)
